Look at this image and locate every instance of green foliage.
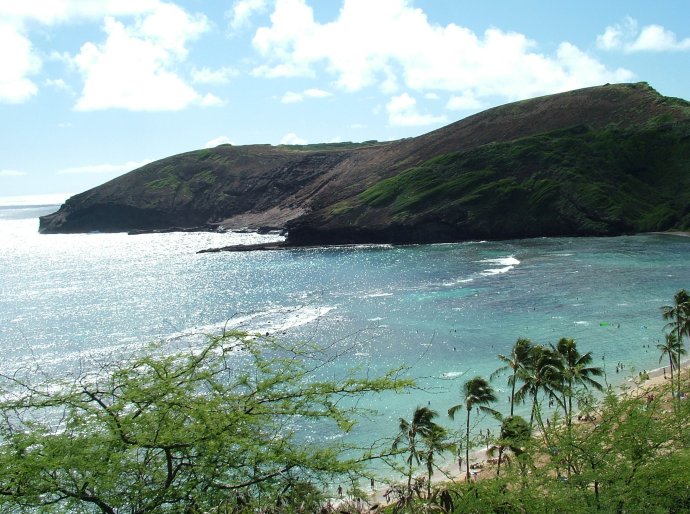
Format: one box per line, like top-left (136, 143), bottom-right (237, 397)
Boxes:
top-left (328, 200), bottom-right (354, 216)
top-left (191, 169), bottom-right (217, 185)
top-left (145, 175), bottom-right (181, 191)
top-left (355, 122), bottom-right (690, 236)
top-left (399, 381), bottom-right (690, 514)
top-left (0, 333), bottom-right (412, 513)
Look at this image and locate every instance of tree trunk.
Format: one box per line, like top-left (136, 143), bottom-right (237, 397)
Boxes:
top-left (669, 353), bottom-right (675, 403)
top-left (465, 409), bottom-right (471, 482)
top-left (677, 323), bottom-right (683, 401)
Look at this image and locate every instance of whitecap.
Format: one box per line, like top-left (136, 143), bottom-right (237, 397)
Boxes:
top-left (480, 265), bottom-right (514, 276)
top-left (479, 256), bottom-right (520, 266)
top-left (574, 321), bottom-right (589, 326)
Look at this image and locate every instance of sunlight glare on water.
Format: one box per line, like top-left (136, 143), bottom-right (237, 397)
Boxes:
top-left (1, 203), bottom-right (689, 470)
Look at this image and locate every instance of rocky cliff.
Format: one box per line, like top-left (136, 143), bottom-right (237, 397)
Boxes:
top-left (40, 83), bottom-right (690, 243)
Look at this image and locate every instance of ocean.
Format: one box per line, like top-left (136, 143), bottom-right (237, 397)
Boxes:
top-left (1, 200), bottom-right (688, 472)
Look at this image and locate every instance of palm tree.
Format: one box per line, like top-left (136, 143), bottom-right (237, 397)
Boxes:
top-left (393, 406), bottom-right (440, 495)
top-left (491, 337), bottom-right (533, 416)
top-left (487, 414), bottom-right (531, 477)
top-left (420, 424), bottom-right (451, 498)
top-left (552, 338), bottom-right (603, 427)
top-left (448, 377), bottom-right (497, 482)
top-left (661, 289), bottom-right (690, 399)
top-left (514, 345), bottom-right (562, 430)
top-left (657, 331), bottom-right (685, 396)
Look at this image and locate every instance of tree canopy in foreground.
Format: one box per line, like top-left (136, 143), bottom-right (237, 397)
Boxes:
top-left (0, 332), bottom-right (411, 513)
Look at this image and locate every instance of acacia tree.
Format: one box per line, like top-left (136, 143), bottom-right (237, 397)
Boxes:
top-left (0, 332), bottom-right (412, 513)
top-left (448, 377), bottom-right (497, 482)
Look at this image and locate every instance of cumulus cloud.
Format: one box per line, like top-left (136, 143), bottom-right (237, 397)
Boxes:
top-left (200, 93), bottom-right (226, 107)
top-left (304, 87), bottom-right (331, 98)
top-left (598, 18), bottom-right (690, 53)
top-left (191, 66), bottom-right (238, 84)
top-left (0, 169), bottom-right (26, 177)
top-left (2, 1), bottom-right (216, 110)
top-left (0, 24), bottom-right (40, 103)
top-left (252, 0), bottom-right (633, 105)
top-left (281, 87), bottom-right (332, 103)
top-left (280, 132), bottom-right (307, 145)
top-left (0, 0), bottom-right (162, 26)
top-left (57, 159), bottom-right (152, 175)
top-left (72, 7), bottom-right (211, 111)
top-left (446, 91), bottom-right (481, 111)
top-left (386, 93), bottom-right (446, 127)
top-left (228, 0), bottom-right (268, 30)
top-left (281, 91), bottom-right (303, 103)
top-left (205, 135), bottom-right (234, 147)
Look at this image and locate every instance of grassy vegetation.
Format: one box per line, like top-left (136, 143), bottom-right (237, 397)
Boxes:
top-left (356, 122), bottom-right (690, 235)
top-left (144, 174), bottom-right (181, 191)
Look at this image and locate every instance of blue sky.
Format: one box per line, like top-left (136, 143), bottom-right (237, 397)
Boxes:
top-left (1, 0), bottom-right (690, 199)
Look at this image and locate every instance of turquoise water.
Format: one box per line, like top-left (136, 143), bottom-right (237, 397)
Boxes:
top-left (1, 203), bottom-right (688, 469)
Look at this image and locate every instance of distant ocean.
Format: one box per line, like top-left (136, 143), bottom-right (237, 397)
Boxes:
top-left (1, 197), bottom-right (688, 469)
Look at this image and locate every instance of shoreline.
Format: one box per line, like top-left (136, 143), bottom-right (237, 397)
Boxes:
top-left (353, 359), bottom-right (690, 508)
top-left (197, 230), bottom-right (690, 254)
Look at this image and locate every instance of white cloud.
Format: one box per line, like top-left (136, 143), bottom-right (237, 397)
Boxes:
top-left (280, 132), bottom-right (308, 145)
top-left (0, 169), bottom-right (26, 177)
top-left (0, 0), bottom-right (162, 26)
top-left (191, 66), bottom-right (238, 84)
top-left (598, 18), bottom-right (690, 53)
top-left (57, 159), bottom-right (152, 175)
top-left (0, 23), bottom-right (40, 103)
top-left (0, 1), bottom-right (223, 108)
top-left (386, 93), bottom-right (446, 127)
top-left (281, 91), bottom-right (303, 103)
top-left (304, 87), bottom-right (331, 98)
top-left (45, 77), bottom-right (72, 92)
top-left (228, 0), bottom-right (268, 30)
top-left (281, 87), bottom-right (332, 103)
top-left (252, 0), bottom-right (632, 105)
top-left (630, 24), bottom-right (690, 52)
top-left (205, 135), bottom-right (234, 147)
top-left (200, 93), bottom-right (226, 107)
top-left (72, 9), bottom-right (211, 111)
top-left (446, 91), bottom-right (482, 111)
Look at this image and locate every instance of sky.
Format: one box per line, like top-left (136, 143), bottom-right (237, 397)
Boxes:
top-left (1, 0), bottom-right (690, 199)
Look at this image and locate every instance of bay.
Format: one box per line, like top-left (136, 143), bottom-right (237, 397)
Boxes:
top-left (1, 202), bottom-right (688, 465)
